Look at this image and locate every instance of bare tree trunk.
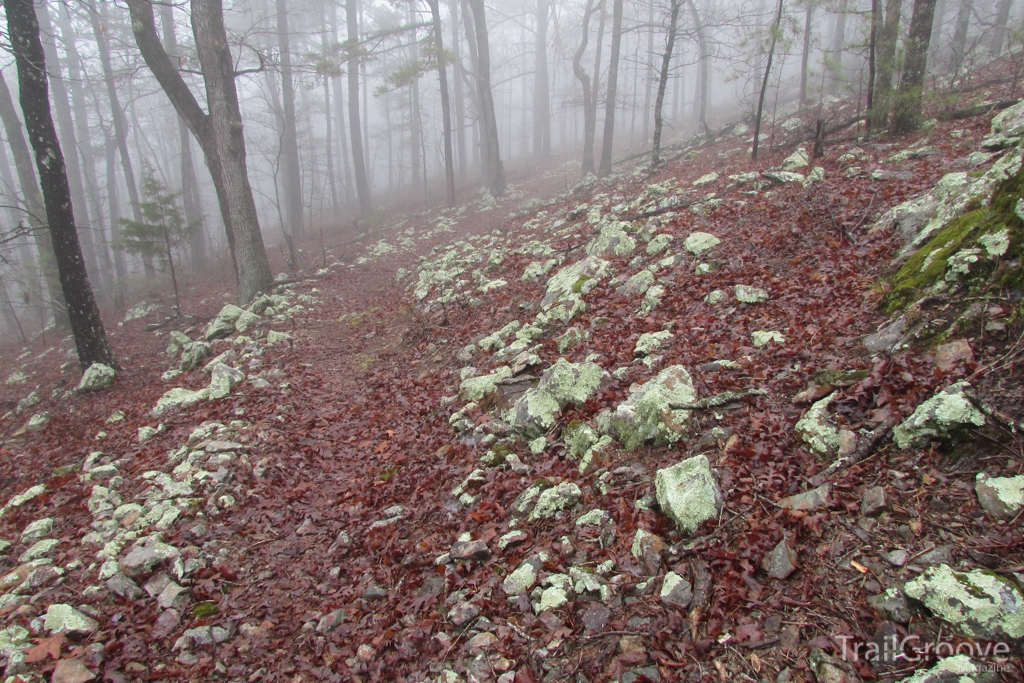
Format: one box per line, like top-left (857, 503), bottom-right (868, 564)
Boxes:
top-left (890, 0), bottom-right (938, 135)
top-left (409, 5), bottom-right (423, 192)
top-left (126, 0), bottom-right (273, 303)
top-left (427, 0), bottom-right (457, 207)
top-left (800, 1), bottom-right (814, 105)
top-left (870, 0), bottom-right (903, 130)
top-left (652, 0), bottom-right (682, 163)
top-left (534, 0), bottom-right (551, 159)
top-left (450, 0), bottom-right (468, 179)
top-left (346, 0), bottom-right (373, 214)
top-left (320, 1), bottom-right (340, 215)
top-left (990, 0), bottom-right (1014, 57)
top-left (867, 0), bottom-right (878, 136)
top-left (829, 0), bottom-right (848, 91)
top-left (277, 0), bottom-right (304, 237)
top-left (752, 0), bottom-right (785, 161)
top-left (329, 1), bottom-right (355, 206)
top-left (686, 0), bottom-right (709, 134)
top-left (643, 0), bottom-right (654, 143)
top-left (461, 0), bottom-right (483, 172)
top-left (5, 0), bottom-right (115, 368)
top-left (467, 0), bottom-right (506, 195)
top-left (574, 0), bottom-right (602, 176)
top-left (950, 0), bottom-right (972, 69)
top-left (598, 0), bottom-right (624, 176)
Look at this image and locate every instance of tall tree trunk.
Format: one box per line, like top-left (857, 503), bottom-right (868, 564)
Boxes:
top-left (890, 0), bottom-right (938, 135)
top-left (126, 0), bottom-right (273, 303)
top-left (829, 0), bottom-right (847, 91)
top-left (461, 0), bottom-right (483, 172)
top-left (427, 0), bottom-right (457, 207)
top-left (409, 6), bottom-right (422, 191)
top-left (156, 1), bottom-right (205, 269)
top-left (598, 0), bottom-right (624, 176)
top-left (320, 1), bottom-right (340, 215)
top-left (4, 0), bottom-right (115, 368)
top-left (450, 0), bottom-right (468, 178)
top-left (686, 0), bottom-right (709, 134)
top-left (652, 0), bottom-right (682, 163)
top-left (643, 0), bottom-right (654, 143)
top-left (950, 0), bottom-right (972, 69)
top-left (534, 0), bottom-right (551, 159)
top-left (573, 0), bottom-right (601, 176)
top-left (346, 0), bottom-right (373, 214)
top-left (752, 0), bottom-right (785, 161)
top-left (870, 0), bottom-right (903, 130)
top-left (329, 2), bottom-right (355, 206)
top-left (800, 1), bottom-right (814, 105)
top-left (990, 0), bottom-right (1014, 56)
top-left (928, 0), bottom-right (946, 66)
top-left (467, 0), bottom-right (506, 195)
top-left (277, 0), bottom-right (304, 237)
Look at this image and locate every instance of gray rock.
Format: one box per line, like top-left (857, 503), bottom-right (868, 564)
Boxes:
top-left (448, 601), bottom-right (480, 628)
top-left (975, 473), bottom-right (1024, 519)
top-left (597, 365), bottom-right (696, 450)
top-left (893, 381), bottom-right (986, 449)
top-left (503, 557), bottom-right (542, 595)
top-left (794, 396), bottom-right (840, 456)
top-left (763, 538), bottom-right (798, 579)
top-left (45, 604), bottom-right (99, 637)
top-left (106, 572), bottom-right (143, 601)
top-left (529, 482), bottom-right (582, 521)
top-left (205, 304), bottom-right (245, 340)
top-left (778, 484), bottom-right (831, 511)
top-left (20, 517), bottom-right (53, 544)
top-left (863, 317), bottom-right (907, 352)
top-left (659, 572), bottom-right (692, 608)
top-left (896, 655), bottom-right (999, 683)
top-left (179, 341), bottom-right (211, 371)
top-left (166, 331), bottom-right (191, 357)
top-left (880, 549), bottom-right (909, 567)
top-left (119, 542), bottom-right (179, 578)
top-left (316, 609), bottom-right (346, 633)
top-left (911, 544), bottom-right (954, 567)
top-left (621, 668), bottom-right (661, 683)
top-left (151, 608), bottom-right (181, 638)
top-left (582, 602), bottom-right (611, 633)
top-left (450, 539), bottom-right (490, 562)
top-left (77, 363), bottom-right (115, 392)
top-left (808, 649), bottom-right (853, 683)
top-left (208, 363), bottom-right (245, 399)
top-left (654, 455), bottom-right (723, 535)
top-left (631, 529), bottom-right (665, 573)
top-left (861, 486), bottom-right (888, 517)
top-left (157, 581), bottom-right (190, 610)
top-left (904, 564), bottom-right (1024, 639)
top-left (175, 626), bottom-right (214, 649)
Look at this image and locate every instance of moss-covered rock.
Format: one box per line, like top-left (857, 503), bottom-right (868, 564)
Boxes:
top-left (542, 257), bottom-right (612, 309)
top-left (586, 221), bottom-right (636, 259)
top-left (205, 304), bottom-right (245, 340)
top-left (634, 331), bottom-right (673, 357)
top-left (654, 455), bottom-right (723, 535)
top-left (597, 365), bottom-right (695, 450)
top-left (459, 366), bottom-right (513, 402)
top-left (563, 421), bottom-right (600, 458)
top-left (510, 360), bottom-right (606, 436)
top-left (794, 395), bottom-right (840, 456)
top-left (904, 564), bottom-right (1024, 639)
top-left (892, 381), bottom-right (986, 449)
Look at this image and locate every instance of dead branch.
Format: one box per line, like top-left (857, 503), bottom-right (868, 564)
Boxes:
top-left (668, 388), bottom-right (767, 411)
top-left (809, 417), bottom-right (898, 487)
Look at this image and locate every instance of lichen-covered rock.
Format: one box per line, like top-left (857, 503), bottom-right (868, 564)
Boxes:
top-left (16, 391), bottom-right (40, 415)
top-left (179, 341), bottom-right (211, 371)
top-left (166, 331), bottom-right (191, 357)
top-left (975, 473), bottom-right (1024, 519)
top-left (794, 395), bottom-right (840, 456)
top-left (20, 517), bottom-right (53, 544)
top-left (503, 557), bottom-right (542, 595)
top-left (654, 455), bottom-right (723, 535)
top-left (234, 310), bottom-right (261, 333)
top-left (459, 366), bottom-right (512, 402)
top-left (45, 604), bottom-right (99, 637)
top-left (683, 232), bottom-right (720, 255)
top-left (904, 564), bottom-right (1024, 639)
top-left (266, 330), bottom-right (292, 344)
top-left (208, 363), bottom-right (245, 399)
top-left (529, 482), bottom-right (582, 521)
top-left (77, 363), bottom-right (115, 393)
top-left (660, 571), bottom-right (693, 608)
top-left (751, 330), bottom-right (784, 347)
top-left (563, 421), bottom-right (600, 458)
top-left (623, 269), bottom-right (656, 296)
top-left (25, 412), bottom-right (50, 432)
top-left (693, 172), bottom-right (718, 186)
top-left (703, 290), bottom-right (725, 305)
top-left (634, 331), bottom-right (673, 357)
top-left (586, 221), bottom-right (636, 259)
top-left (597, 365), bottom-right (695, 450)
top-left (511, 360), bottom-right (606, 436)
top-left (892, 382), bottom-right (985, 449)
top-left (151, 387), bottom-right (211, 417)
top-left (733, 285), bottom-right (768, 303)
top-left (205, 303), bottom-right (245, 340)
top-left (781, 147), bottom-right (809, 171)
top-left (510, 389), bottom-right (561, 435)
top-left (556, 327), bottom-right (590, 353)
top-left (762, 170), bottom-right (804, 184)
top-left (897, 655), bottom-right (998, 683)
top-left (646, 234), bottom-right (673, 254)
top-left (542, 257), bottom-right (612, 308)
top-left (762, 537), bottom-right (798, 579)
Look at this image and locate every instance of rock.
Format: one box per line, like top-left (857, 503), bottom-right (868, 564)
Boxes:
top-left (529, 482), bottom-right (582, 521)
top-left (77, 363), bottom-right (115, 392)
top-left (683, 232), bottom-right (720, 255)
top-left (19, 538), bottom-right (58, 562)
top-left (912, 545), bottom-right (954, 567)
top-left (734, 284), bottom-right (768, 303)
top-left (838, 429), bottom-right (857, 457)
top-left (586, 221), bottom-right (636, 259)
top-left (861, 486), bottom-right (888, 517)
top-left (622, 270), bottom-right (656, 297)
top-left (542, 256), bottom-right (611, 308)
top-left (762, 170), bottom-right (804, 184)
top-left (511, 360), bottom-right (606, 436)
top-left (575, 508), bottom-right (611, 529)
top-left (582, 602), bottom-right (611, 633)
top-left (597, 365), bottom-right (695, 450)
top-left (20, 517), bottom-right (53, 544)
top-left (536, 585), bottom-right (569, 612)
top-left (205, 304), bottom-right (245, 340)
top-left (762, 538), bottom-right (798, 579)
top-left (157, 581), bottom-right (190, 610)
top-left (897, 654), bottom-right (998, 683)
top-left (175, 626), bottom-right (214, 649)
top-left (119, 542), bottom-right (179, 578)
top-left (934, 339), bottom-right (974, 371)
top-left (498, 530), bottom-right (529, 551)
top-left (778, 484), bottom-right (831, 510)
top-left (466, 631), bottom-right (498, 651)
top-left (808, 649), bottom-right (854, 683)
top-left (904, 564), bottom-right (1024, 639)
top-left (880, 549), bottom-right (909, 567)
top-left (45, 604), bottom-right (99, 637)
top-left (450, 539), bottom-right (490, 562)
top-left (25, 411), bottom-right (51, 432)
top-left (448, 601), bottom-right (480, 628)
top-left (106, 572), bottom-right (143, 601)
top-left (208, 363), bottom-right (245, 399)
top-left (151, 387), bottom-right (210, 416)
top-left (503, 557), bottom-right (542, 595)
top-left (751, 330), bottom-right (785, 347)
top-left (166, 331), bottom-right (191, 357)
top-left (631, 529), bottom-right (665, 573)
top-left (621, 668), bottom-right (660, 683)
top-left (266, 330), bottom-right (291, 344)
top-left (863, 317), bottom-right (906, 352)
top-left (693, 171), bottom-right (718, 185)
top-left (51, 658), bottom-right (96, 683)
top-left (634, 331), bottom-right (673, 357)
top-left (659, 572), bottom-right (693, 608)
top-left (781, 147), bottom-right (809, 171)
top-left (975, 473), bottom-right (1024, 519)
top-left (654, 455), bottom-right (723, 535)
top-left (893, 382), bottom-right (985, 449)
top-left (234, 310), bottom-right (261, 333)
top-left (179, 341), bottom-right (211, 371)
top-left (16, 391), bottom-right (40, 415)
top-left (795, 395), bottom-right (840, 456)
top-left (460, 366), bottom-right (513, 402)
top-left (563, 422), bottom-right (600, 458)
top-left (316, 609), bottom-right (346, 633)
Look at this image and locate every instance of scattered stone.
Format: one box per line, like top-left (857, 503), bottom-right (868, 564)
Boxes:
top-left (778, 484), bottom-right (831, 511)
top-left (794, 395), bottom-right (839, 456)
top-left (762, 538), bottom-right (798, 579)
top-left (892, 381), bottom-right (986, 449)
top-left (808, 649), bottom-right (852, 683)
top-left (498, 530), bottom-right (529, 551)
top-left (750, 330), bottom-right (784, 347)
top-left (634, 331), bottom-right (673, 357)
top-left (51, 658), bottom-right (97, 683)
top-left (157, 581), bottom-right (190, 610)
top-left (597, 365), bottom-right (695, 450)
top-left (654, 455), bottom-right (723, 535)
top-left (205, 304), bottom-right (245, 340)
top-left (861, 486), bottom-right (888, 517)
top-left (77, 363), bottom-right (115, 392)
top-left (703, 289), bottom-right (725, 305)
top-left (912, 545), bottom-right (954, 567)
top-left (631, 529), bottom-right (665, 573)
top-left (19, 538), bottom-right (58, 562)
top-left (659, 572), bottom-right (693, 608)
top-left (503, 558), bottom-right (541, 595)
top-left (106, 572), bottom-right (143, 601)
top-left (897, 655), bottom-right (998, 683)
top-left (316, 609), bottom-right (346, 633)
top-left (448, 601), bottom-right (480, 628)
top-left (975, 473), bottom-right (1024, 519)
top-left (25, 411), bottom-right (51, 432)
top-left (683, 232), bottom-right (720, 255)
top-left (863, 317), bottom-right (906, 352)
top-left (529, 482), bottom-right (582, 521)
top-left (582, 602), bottom-right (611, 633)
top-left (179, 341), bottom-right (211, 371)
top-left (734, 285), bottom-right (768, 303)
top-left (166, 331), bottom-right (191, 357)
top-left (208, 363), bottom-right (245, 399)
top-left (152, 387), bottom-right (210, 417)
top-left (904, 564), bottom-right (1024, 639)
top-left (781, 147), bottom-right (809, 171)
top-left (934, 339), bottom-right (974, 371)
top-left (119, 542), bottom-right (179, 578)
top-left (450, 539), bottom-right (491, 562)
top-left (45, 604), bottom-right (99, 637)
top-left (266, 330), bottom-right (292, 344)
top-left (20, 517), bottom-right (53, 543)
top-left (879, 549), bottom-right (909, 567)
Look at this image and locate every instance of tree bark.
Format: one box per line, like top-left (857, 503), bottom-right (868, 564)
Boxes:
top-left (950, 0), bottom-right (972, 69)
top-left (346, 0), bottom-right (373, 214)
top-left (686, 0), bottom-right (709, 134)
top-left (870, 0), bottom-right (903, 130)
top-left (889, 0), bottom-right (938, 135)
top-left (276, 0), bottom-right (304, 237)
top-left (598, 0), bottom-right (624, 176)
top-left (642, 0), bottom-right (654, 143)
top-left (4, 0), bottom-right (115, 368)
top-left (467, 0), bottom-right (506, 195)
top-left (753, 0), bottom-right (785, 161)
top-left (533, 0), bottom-right (551, 159)
top-left (125, 0), bottom-right (273, 303)
top-left (319, 1), bottom-right (340, 215)
top-left (329, 1), bottom-right (355, 206)
top-left (800, 2), bottom-right (814, 105)
top-left (652, 0), bottom-right (682, 163)
top-left (990, 0), bottom-right (1014, 57)
top-left (573, 0), bottom-right (601, 176)
top-left (426, 0), bottom-right (457, 207)
top-left (449, 0), bottom-right (468, 178)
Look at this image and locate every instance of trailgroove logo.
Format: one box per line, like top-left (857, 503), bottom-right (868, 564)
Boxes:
top-left (835, 633), bottom-right (1013, 671)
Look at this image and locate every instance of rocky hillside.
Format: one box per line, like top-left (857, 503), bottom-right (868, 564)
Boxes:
top-left (0, 97), bottom-right (1022, 683)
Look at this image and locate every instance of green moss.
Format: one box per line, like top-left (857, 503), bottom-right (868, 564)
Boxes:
top-left (809, 368), bottom-right (868, 386)
top-left (192, 602), bottom-right (218, 618)
top-left (572, 275), bottom-right (592, 294)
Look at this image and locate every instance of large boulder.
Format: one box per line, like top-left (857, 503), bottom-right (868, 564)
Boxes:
top-left (205, 304), bottom-right (246, 340)
top-left (77, 363), bottom-right (115, 392)
top-left (151, 387), bottom-right (210, 417)
top-left (904, 564), bottom-right (1024, 640)
top-left (166, 331), bottom-right (191, 357)
top-left (179, 342), bottom-right (211, 371)
top-left (542, 257), bottom-right (612, 309)
top-left (654, 455), bottom-right (723, 535)
top-left (459, 366), bottom-right (513, 402)
top-left (208, 363), bottom-right (245, 399)
top-left (510, 360), bottom-right (606, 436)
top-left (892, 382), bottom-right (985, 449)
top-left (597, 365), bottom-right (695, 450)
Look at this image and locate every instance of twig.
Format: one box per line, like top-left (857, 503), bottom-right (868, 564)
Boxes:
top-left (809, 417), bottom-right (897, 487)
top-left (668, 389), bottom-right (767, 411)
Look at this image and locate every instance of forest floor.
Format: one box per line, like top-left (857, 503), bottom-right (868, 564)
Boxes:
top-left (0, 83), bottom-right (1023, 683)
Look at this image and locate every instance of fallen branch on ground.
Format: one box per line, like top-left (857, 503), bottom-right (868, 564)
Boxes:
top-left (809, 417), bottom-right (898, 487)
top-left (668, 389), bottom-right (767, 411)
